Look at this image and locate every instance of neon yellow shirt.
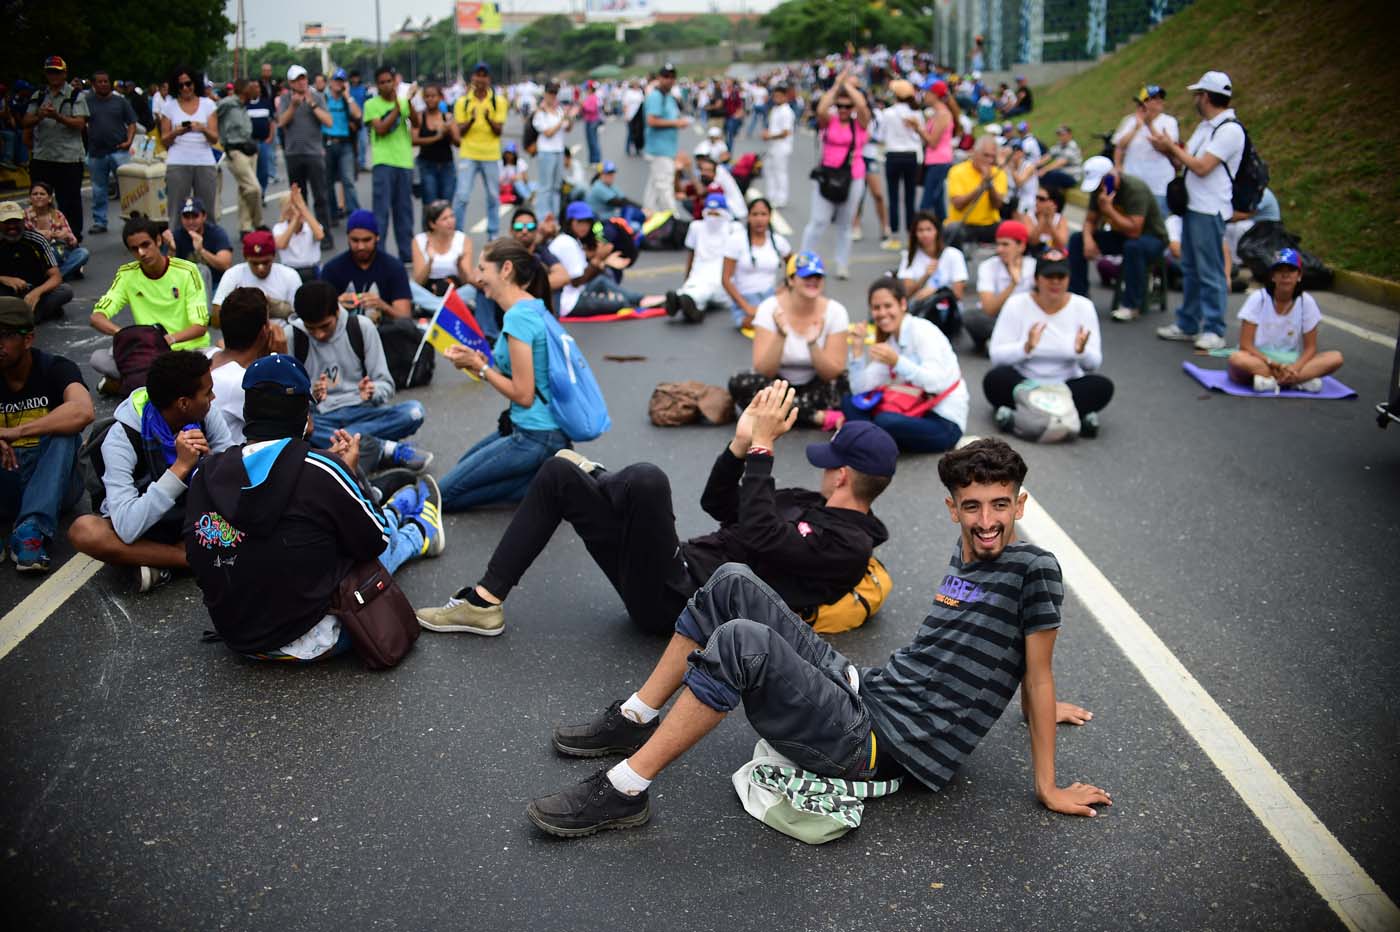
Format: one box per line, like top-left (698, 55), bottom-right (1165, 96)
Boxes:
top-left (93, 257), bottom-right (210, 349)
top-left (454, 90), bottom-right (508, 162)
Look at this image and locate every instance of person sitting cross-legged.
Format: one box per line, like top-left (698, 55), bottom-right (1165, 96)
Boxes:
top-left (185, 354), bottom-right (444, 663)
top-left (0, 201), bottom-right (73, 323)
top-left (68, 350), bottom-right (236, 593)
top-left (1226, 248), bottom-right (1344, 393)
top-left (415, 381), bottom-right (893, 639)
top-left (0, 296), bottom-right (95, 572)
top-left (281, 281), bottom-right (431, 473)
top-left (525, 436), bottom-right (1108, 837)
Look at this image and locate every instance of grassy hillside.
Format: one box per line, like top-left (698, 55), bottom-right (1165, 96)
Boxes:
top-left (1023, 0), bottom-right (1399, 281)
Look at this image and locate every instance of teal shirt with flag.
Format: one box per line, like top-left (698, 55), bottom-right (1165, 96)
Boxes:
top-left (496, 298), bottom-right (558, 432)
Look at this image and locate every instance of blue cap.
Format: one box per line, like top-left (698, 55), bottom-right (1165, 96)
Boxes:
top-left (346, 209), bottom-right (379, 234)
top-left (788, 250), bottom-right (825, 279)
top-left (472, 61), bottom-right (490, 75)
top-left (1271, 247), bottom-right (1302, 270)
top-left (332, 67), bottom-right (348, 81)
top-left (702, 193), bottom-right (727, 213)
top-left (601, 160), bottom-right (617, 173)
top-left (180, 197), bottom-right (207, 215)
top-left (242, 354), bottom-right (312, 396)
top-left (503, 141), bottom-right (517, 153)
top-left (1016, 120), bottom-right (1029, 132)
top-left (565, 201), bottom-right (595, 221)
top-left (806, 421), bottom-right (898, 478)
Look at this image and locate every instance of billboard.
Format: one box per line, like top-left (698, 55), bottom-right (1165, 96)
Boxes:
top-left (300, 22), bottom-right (347, 43)
top-left (455, 1), bottom-right (503, 34)
top-left (584, 0), bottom-right (650, 21)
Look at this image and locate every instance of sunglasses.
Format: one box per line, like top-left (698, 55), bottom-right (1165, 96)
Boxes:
top-left (1035, 194), bottom-right (1051, 202)
top-left (177, 80), bottom-right (194, 88)
top-left (512, 221), bottom-right (537, 231)
top-left (835, 103), bottom-right (853, 109)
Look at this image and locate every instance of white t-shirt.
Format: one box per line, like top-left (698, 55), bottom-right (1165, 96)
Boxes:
top-left (766, 102), bottom-right (794, 157)
top-left (273, 220), bottom-right (319, 269)
top-left (752, 295), bottom-right (851, 383)
top-left (848, 314), bottom-right (969, 430)
top-left (977, 255), bottom-right (1037, 299)
top-left (622, 87), bottom-right (645, 121)
top-left (1238, 288), bottom-right (1321, 354)
top-left (988, 292), bottom-right (1103, 383)
top-left (684, 216), bottom-right (739, 282)
top-left (211, 261), bottom-right (302, 308)
top-left (1184, 109), bottom-right (1245, 219)
top-left (532, 107), bottom-right (566, 153)
top-left (500, 154), bottom-right (529, 184)
top-left (549, 233), bottom-right (588, 315)
top-left (162, 97), bottom-right (218, 166)
top-left (204, 351), bottom-right (248, 444)
top-left (414, 231), bottom-right (468, 280)
top-left (723, 227), bottom-right (791, 296)
top-left (882, 102), bottom-right (924, 155)
top-left (1113, 111), bottom-right (1179, 196)
top-left (897, 246), bottom-right (969, 292)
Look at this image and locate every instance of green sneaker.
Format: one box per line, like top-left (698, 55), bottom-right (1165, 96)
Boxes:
top-left (416, 595), bottom-right (505, 636)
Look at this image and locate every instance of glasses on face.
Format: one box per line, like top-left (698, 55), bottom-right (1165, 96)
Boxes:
top-left (835, 103), bottom-right (853, 110)
top-left (1035, 194), bottom-right (1051, 202)
top-left (512, 221), bottom-right (537, 232)
top-left (177, 80), bottom-right (194, 88)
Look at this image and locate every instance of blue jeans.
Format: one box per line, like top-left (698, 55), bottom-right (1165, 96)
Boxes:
top-left (533, 151), bottom-right (563, 222)
top-left (0, 433), bottom-right (83, 540)
top-left (1177, 209), bottom-right (1228, 337)
top-left (473, 292), bottom-right (504, 341)
top-left (584, 120), bottom-right (601, 165)
top-left (675, 564), bottom-right (879, 781)
top-left (372, 164), bottom-right (415, 262)
top-left (417, 158), bottom-right (456, 209)
top-left (746, 103), bottom-right (768, 137)
top-left (411, 280), bottom-right (477, 315)
top-left (1069, 229), bottom-right (1164, 312)
top-left (439, 425), bottom-right (569, 512)
top-left (918, 162), bottom-right (950, 221)
top-left (378, 507), bottom-right (426, 575)
top-left (0, 129), bottom-right (18, 164)
top-left (357, 126), bottom-right (370, 168)
top-left (57, 245), bottom-right (90, 280)
top-left (325, 138), bottom-right (360, 214)
top-left (310, 400), bottom-right (425, 472)
top-left (257, 140), bottom-right (275, 193)
top-left (730, 288), bottom-right (774, 328)
top-left (452, 158), bottom-right (501, 239)
top-left (840, 396), bottom-right (962, 454)
top-left (724, 116), bottom-right (742, 153)
top-left (87, 151), bottom-right (129, 228)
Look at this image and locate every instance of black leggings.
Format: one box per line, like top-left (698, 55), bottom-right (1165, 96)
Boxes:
top-left (982, 365), bottom-right (1115, 415)
top-left (884, 152), bottom-right (922, 234)
top-left (728, 371), bottom-right (849, 427)
top-left (479, 458), bottom-right (693, 634)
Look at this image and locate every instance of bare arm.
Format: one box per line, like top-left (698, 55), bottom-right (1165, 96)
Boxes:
top-left (1024, 628), bottom-right (1112, 817)
top-left (0, 381), bottom-right (94, 440)
top-left (411, 238), bottom-right (430, 284)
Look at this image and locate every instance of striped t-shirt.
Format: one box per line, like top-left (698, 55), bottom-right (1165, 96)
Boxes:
top-left (861, 541), bottom-right (1064, 791)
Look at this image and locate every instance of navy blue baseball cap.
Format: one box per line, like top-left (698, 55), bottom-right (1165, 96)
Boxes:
top-left (472, 61), bottom-right (491, 75)
top-left (806, 421), bottom-right (898, 478)
top-left (601, 160), bottom-right (617, 174)
top-left (242, 354), bottom-right (312, 396)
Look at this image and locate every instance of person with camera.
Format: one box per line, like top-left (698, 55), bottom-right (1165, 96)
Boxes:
top-left (798, 64), bottom-right (870, 281)
top-left (943, 135), bottom-right (1009, 252)
top-left (159, 67), bottom-right (219, 230)
top-left (1068, 156), bottom-right (1167, 323)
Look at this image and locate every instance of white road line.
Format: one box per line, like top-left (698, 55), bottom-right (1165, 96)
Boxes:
top-left (1014, 490), bottom-right (1399, 932)
top-left (1320, 314), bottom-right (1397, 349)
top-left (470, 203), bottom-right (512, 235)
top-left (0, 555), bottom-right (101, 662)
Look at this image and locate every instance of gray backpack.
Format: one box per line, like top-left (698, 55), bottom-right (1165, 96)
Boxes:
top-left (1012, 380), bottom-right (1080, 443)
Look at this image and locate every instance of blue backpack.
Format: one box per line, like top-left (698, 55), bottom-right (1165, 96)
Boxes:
top-left (534, 305), bottom-right (612, 442)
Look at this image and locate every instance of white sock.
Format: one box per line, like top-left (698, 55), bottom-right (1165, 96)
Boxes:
top-left (607, 760), bottom-right (651, 796)
top-left (620, 692), bottom-right (660, 724)
top-left (382, 440), bottom-right (398, 456)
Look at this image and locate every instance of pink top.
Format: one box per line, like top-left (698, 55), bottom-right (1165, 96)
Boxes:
top-left (581, 93), bottom-right (601, 123)
top-left (821, 117), bottom-right (868, 180)
top-left (924, 107), bottom-right (954, 166)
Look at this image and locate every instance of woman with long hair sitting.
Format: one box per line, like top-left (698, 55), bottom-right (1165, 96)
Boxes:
top-left (410, 200), bottom-right (476, 315)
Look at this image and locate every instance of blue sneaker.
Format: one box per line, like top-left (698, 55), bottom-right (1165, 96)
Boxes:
top-left (413, 475), bottom-right (445, 557)
top-left (389, 441), bottom-right (433, 472)
top-left (10, 524), bottom-right (50, 573)
top-left (386, 482), bottom-right (423, 521)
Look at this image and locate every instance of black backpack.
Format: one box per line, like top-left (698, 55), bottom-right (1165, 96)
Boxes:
top-left (521, 119), bottom-right (539, 154)
top-left (375, 316), bottom-right (435, 390)
top-left (1224, 119), bottom-right (1269, 215)
top-left (291, 315), bottom-right (366, 373)
top-left (80, 417), bottom-right (145, 511)
top-left (627, 106), bottom-right (646, 153)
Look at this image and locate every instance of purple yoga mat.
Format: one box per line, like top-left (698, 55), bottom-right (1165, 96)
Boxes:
top-left (1182, 361), bottom-right (1357, 399)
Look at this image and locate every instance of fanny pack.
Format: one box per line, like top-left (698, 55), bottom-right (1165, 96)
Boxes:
top-left (330, 559), bottom-right (420, 669)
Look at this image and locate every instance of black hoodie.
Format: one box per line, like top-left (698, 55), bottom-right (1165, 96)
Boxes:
top-left (679, 448), bottom-right (890, 615)
top-left (184, 438), bottom-right (390, 654)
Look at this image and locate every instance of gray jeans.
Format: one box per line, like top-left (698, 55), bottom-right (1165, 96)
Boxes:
top-left (677, 563), bottom-right (877, 780)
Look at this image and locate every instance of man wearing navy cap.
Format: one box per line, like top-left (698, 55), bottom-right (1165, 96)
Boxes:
top-left (184, 353), bottom-right (445, 662)
top-left (169, 196), bottom-right (234, 297)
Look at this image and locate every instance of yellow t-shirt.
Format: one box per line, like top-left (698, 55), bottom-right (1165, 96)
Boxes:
top-left (93, 256), bottom-right (210, 349)
top-left (945, 160), bottom-right (1008, 227)
top-left (454, 90), bottom-right (508, 162)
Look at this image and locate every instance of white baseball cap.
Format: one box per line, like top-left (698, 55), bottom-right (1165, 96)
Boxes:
top-left (1080, 155), bottom-right (1115, 193)
top-left (707, 126), bottom-right (722, 138)
top-left (1187, 70), bottom-right (1232, 97)
top-left (287, 65), bottom-right (308, 81)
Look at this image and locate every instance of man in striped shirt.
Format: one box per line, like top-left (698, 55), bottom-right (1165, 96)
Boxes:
top-left (527, 435), bottom-right (1110, 837)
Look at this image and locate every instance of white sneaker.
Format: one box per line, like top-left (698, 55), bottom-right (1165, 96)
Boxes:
top-left (836, 264), bottom-right (850, 280)
top-left (1253, 375), bottom-right (1279, 394)
top-left (1193, 331), bottom-right (1227, 351)
top-left (1110, 307), bottom-right (1139, 322)
top-left (1294, 377), bottom-right (1323, 393)
top-left (850, 228), bottom-right (864, 242)
top-left (1156, 323), bottom-right (1198, 342)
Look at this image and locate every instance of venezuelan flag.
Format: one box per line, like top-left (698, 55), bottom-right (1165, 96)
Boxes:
top-left (425, 286), bottom-right (493, 358)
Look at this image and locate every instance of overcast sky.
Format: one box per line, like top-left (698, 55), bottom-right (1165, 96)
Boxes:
top-left (228, 0), bottom-right (778, 47)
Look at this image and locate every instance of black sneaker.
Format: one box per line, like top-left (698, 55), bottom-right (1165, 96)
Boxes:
top-left (552, 699), bottom-right (659, 758)
top-left (526, 767), bottom-right (651, 838)
top-left (679, 294), bottom-right (703, 324)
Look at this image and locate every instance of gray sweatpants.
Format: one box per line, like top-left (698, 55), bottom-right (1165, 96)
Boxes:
top-left (676, 563), bottom-right (877, 779)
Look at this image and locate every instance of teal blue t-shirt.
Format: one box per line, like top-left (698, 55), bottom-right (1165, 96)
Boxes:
top-left (496, 298), bottom-right (558, 432)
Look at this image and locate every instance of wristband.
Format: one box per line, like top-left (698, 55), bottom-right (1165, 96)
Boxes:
top-left (746, 445), bottom-right (773, 458)
top-left (478, 365), bottom-right (491, 380)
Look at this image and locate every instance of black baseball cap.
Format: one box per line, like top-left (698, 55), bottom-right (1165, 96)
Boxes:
top-left (806, 421), bottom-right (898, 478)
top-left (0, 296), bottom-right (34, 332)
top-left (659, 62), bottom-right (677, 76)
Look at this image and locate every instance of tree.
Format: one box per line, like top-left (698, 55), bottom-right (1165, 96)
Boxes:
top-left (8, 0), bottom-right (233, 81)
top-left (761, 0), bottom-right (928, 58)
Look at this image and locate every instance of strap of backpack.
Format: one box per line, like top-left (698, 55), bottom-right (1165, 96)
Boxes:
top-left (292, 326), bottom-right (309, 363)
top-left (347, 313), bottom-right (368, 371)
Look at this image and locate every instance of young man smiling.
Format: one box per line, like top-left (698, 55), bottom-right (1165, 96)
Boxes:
top-left (526, 436), bottom-right (1107, 838)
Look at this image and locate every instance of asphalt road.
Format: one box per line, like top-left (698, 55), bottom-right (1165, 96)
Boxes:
top-left (2, 112), bottom-right (1397, 931)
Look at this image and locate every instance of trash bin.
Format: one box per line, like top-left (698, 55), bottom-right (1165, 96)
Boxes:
top-left (117, 158), bottom-right (168, 221)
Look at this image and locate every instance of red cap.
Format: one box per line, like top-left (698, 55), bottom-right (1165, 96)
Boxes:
top-left (43, 55), bottom-right (67, 72)
top-left (995, 220), bottom-right (1028, 244)
top-left (243, 230), bottom-right (276, 258)
top-left (929, 80), bottom-right (948, 98)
